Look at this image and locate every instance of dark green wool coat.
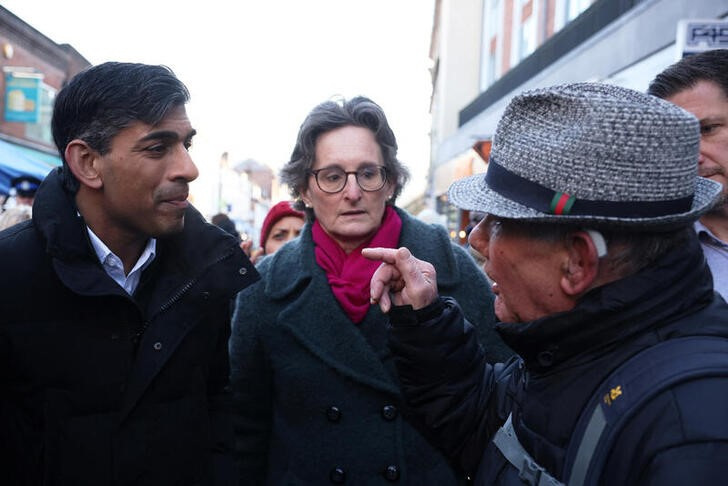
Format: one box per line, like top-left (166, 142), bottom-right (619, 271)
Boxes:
top-left (230, 206), bottom-right (511, 485)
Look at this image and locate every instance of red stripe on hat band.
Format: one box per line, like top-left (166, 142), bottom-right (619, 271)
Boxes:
top-left (554, 193), bottom-right (571, 215)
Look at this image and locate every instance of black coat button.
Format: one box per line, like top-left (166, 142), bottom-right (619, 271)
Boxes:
top-left (537, 351), bottom-right (554, 367)
top-left (383, 465), bottom-right (400, 481)
top-left (326, 406), bottom-right (341, 423)
top-left (330, 467), bottom-right (346, 483)
top-left (381, 405), bottom-right (398, 421)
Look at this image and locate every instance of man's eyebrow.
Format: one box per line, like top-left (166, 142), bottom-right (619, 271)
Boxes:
top-left (699, 116), bottom-right (725, 123)
top-left (139, 128), bottom-right (197, 143)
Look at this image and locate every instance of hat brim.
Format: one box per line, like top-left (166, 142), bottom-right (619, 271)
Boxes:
top-left (448, 173), bottom-right (723, 229)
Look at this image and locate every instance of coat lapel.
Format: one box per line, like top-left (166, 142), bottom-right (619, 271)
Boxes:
top-left (265, 227), bottom-right (400, 396)
top-left (119, 209), bottom-right (258, 420)
top-left (119, 301), bottom-right (199, 420)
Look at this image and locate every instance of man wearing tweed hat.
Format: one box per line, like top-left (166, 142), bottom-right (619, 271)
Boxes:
top-left (649, 49), bottom-right (728, 301)
top-left (363, 83), bottom-right (728, 485)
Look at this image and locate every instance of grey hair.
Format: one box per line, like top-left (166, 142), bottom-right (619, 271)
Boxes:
top-left (280, 96), bottom-right (410, 219)
top-left (499, 219), bottom-right (693, 277)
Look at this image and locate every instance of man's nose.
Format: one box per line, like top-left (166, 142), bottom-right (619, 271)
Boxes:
top-left (172, 149), bottom-right (199, 182)
top-left (469, 220), bottom-right (490, 254)
top-left (697, 141), bottom-right (707, 165)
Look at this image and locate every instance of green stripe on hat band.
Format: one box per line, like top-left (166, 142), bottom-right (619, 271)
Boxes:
top-left (550, 193), bottom-right (576, 215)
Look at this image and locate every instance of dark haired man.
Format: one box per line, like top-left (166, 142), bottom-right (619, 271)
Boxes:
top-left (0, 62), bottom-right (258, 485)
top-left (365, 83), bottom-right (728, 484)
top-left (649, 49), bottom-right (728, 300)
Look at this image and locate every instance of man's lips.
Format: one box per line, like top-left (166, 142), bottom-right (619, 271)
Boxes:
top-left (160, 192), bottom-right (189, 208)
top-left (699, 169), bottom-right (724, 178)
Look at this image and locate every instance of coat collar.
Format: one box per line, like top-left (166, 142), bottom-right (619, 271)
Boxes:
top-left (33, 168), bottom-right (257, 300)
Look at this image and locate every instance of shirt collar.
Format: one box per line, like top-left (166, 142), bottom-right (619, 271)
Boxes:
top-left (694, 220), bottom-right (727, 247)
top-left (86, 226), bottom-right (157, 275)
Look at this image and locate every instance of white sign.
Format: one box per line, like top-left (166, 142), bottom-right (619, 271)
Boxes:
top-left (676, 19), bottom-right (728, 58)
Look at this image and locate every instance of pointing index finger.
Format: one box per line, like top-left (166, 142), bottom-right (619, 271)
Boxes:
top-left (361, 247), bottom-right (400, 263)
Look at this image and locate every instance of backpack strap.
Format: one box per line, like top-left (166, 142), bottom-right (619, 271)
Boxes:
top-left (564, 336), bottom-right (728, 486)
top-left (493, 414), bottom-right (565, 486)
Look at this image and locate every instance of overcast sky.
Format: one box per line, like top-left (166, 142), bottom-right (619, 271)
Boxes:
top-left (3, 0), bottom-right (435, 214)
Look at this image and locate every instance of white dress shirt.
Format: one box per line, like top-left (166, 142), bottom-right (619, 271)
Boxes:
top-left (87, 227), bottom-right (157, 295)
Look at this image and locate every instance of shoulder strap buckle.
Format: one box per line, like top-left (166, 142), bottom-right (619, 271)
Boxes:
top-left (493, 413), bottom-right (565, 486)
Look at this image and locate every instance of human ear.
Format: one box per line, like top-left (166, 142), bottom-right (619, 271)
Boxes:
top-left (386, 181), bottom-right (395, 200)
top-left (64, 140), bottom-right (103, 190)
top-left (560, 231), bottom-right (600, 296)
top-left (300, 187), bottom-right (313, 208)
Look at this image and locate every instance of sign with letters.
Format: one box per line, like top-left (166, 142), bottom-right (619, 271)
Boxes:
top-left (676, 19), bottom-right (728, 58)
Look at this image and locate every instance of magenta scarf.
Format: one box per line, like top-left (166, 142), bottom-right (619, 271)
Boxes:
top-left (313, 206), bottom-right (402, 323)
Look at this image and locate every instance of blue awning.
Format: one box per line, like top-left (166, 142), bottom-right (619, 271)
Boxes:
top-left (0, 139), bottom-right (60, 195)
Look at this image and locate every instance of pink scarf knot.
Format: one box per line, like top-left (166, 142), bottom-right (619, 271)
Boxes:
top-left (313, 206), bottom-right (402, 323)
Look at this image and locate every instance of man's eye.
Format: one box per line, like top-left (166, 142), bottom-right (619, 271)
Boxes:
top-left (487, 219), bottom-right (503, 234)
top-left (147, 144), bottom-right (168, 154)
top-left (701, 124), bottom-right (720, 135)
top-left (359, 168), bottom-right (377, 179)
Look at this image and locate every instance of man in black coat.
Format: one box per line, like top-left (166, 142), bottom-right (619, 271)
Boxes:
top-left (0, 62), bottom-right (259, 485)
top-left (364, 83), bottom-right (728, 484)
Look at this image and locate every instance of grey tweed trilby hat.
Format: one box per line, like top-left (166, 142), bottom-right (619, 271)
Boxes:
top-left (449, 82), bottom-right (722, 228)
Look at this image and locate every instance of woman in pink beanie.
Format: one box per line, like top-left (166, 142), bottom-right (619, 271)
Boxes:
top-left (258, 200), bottom-right (304, 255)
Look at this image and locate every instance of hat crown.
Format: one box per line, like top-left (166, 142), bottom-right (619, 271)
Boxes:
top-left (492, 83), bottom-right (700, 202)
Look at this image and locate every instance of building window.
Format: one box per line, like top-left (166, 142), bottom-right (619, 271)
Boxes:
top-left (564, 0), bottom-right (593, 23)
top-left (487, 0), bottom-right (501, 34)
top-left (480, 0), bottom-right (502, 90)
top-left (485, 49), bottom-right (497, 86)
top-left (519, 12), bottom-right (537, 60)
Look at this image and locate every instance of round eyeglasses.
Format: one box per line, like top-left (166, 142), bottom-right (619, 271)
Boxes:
top-left (308, 166), bottom-right (388, 194)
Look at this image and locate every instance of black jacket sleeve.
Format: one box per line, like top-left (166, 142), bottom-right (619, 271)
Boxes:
top-left (388, 297), bottom-right (517, 475)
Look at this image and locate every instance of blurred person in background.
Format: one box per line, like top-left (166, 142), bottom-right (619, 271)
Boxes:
top-left (0, 203), bottom-right (31, 231)
top-left (9, 174), bottom-right (42, 208)
top-left (256, 200), bottom-right (304, 259)
top-left (649, 48), bottom-right (728, 300)
top-left (0, 175), bottom-right (42, 230)
top-left (230, 96), bottom-right (512, 485)
top-left (0, 62), bottom-right (258, 485)
top-left (235, 201), bottom-right (305, 264)
top-left (212, 212), bottom-right (241, 241)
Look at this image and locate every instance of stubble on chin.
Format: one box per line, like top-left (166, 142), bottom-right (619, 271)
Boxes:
top-left (706, 192), bottom-right (728, 216)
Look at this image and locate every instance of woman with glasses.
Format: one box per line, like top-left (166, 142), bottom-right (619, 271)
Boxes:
top-left (230, 96), bottom-right (512, 485)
